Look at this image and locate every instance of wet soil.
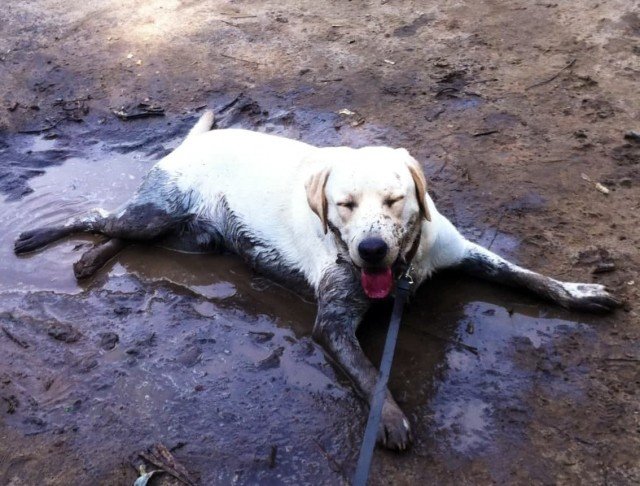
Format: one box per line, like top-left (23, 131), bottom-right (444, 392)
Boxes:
top-left (1, 1), bottom-right (639, 484)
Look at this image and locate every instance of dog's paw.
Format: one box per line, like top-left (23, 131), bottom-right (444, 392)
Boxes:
top-left (560, 282), bottom-right (622, 313)
top-left (377, 401), bottom-right (412, 451)
top-left (14, 229), bottom-right (49, 254)
top-left (14, 227), bottom-right (69, 255)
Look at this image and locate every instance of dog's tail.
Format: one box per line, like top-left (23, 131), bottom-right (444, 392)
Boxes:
top-left (186, 109), bottom-right (215, 140)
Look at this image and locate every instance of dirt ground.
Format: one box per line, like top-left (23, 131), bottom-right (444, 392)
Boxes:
top-left (1, 0), bottom-right (639, 484)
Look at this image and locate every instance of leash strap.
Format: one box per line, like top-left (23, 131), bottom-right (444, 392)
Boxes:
top-left (352, 270), bottom-right (413, 486)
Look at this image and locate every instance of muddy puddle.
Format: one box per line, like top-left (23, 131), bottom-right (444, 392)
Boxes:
top-left (0, 108), bottom-right (610, 484)
top-left (0, 138), bottom-right (152, 293)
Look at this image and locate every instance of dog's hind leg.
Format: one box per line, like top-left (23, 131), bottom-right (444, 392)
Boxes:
top-left (15, 167), bottom-right (190, 255)
top-left (455, 241), bottom-right (621, 312)
top-left (73, 238), bottom-right (129, 279)
top-left (14, 202), bottom-right (182, 254)
top-left (14, 222), bottom-right (91, 254)
top-left (14, 207), bottom-right (116, 254)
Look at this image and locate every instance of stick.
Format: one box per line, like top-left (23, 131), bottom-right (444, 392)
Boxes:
top-left (2, 326), bottom-right (30, 348)
top-left (525, 58), bottom-right (576, 90)
top-left (472, 130), bottom-right (499, 137)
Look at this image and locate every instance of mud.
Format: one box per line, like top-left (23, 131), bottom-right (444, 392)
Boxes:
top-left (1, 1), bottom-right (639, 484)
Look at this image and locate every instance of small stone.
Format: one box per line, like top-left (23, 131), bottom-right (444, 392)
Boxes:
top-left (623, 130), bottom-right (640, 143)
top-left (47, 322), bottom-right (81, 343)
top-left (592, 262), bottom-right (616, 274)
top-left (256, 347), bottom-right (284, 370)
top-left (99, 332), bottom-right (119, 350)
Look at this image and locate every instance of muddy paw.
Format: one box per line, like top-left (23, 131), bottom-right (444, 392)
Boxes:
top-left (377, 401), bottom-right (412, 451)
top-left (14, 229), bottom-right (45, 254)
top-left (562, 282), bottom-right (622, 313)
top-left (14, 227), bottom-right (65, 254)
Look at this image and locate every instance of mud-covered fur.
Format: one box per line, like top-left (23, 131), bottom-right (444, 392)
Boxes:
top-left (14, 111), bottom-right (620, 451)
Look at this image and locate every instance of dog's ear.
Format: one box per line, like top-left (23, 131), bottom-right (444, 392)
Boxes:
top-left (399, 149), bottom-right (432, 222)
top-left (305, 166), bottom-right (331, 234)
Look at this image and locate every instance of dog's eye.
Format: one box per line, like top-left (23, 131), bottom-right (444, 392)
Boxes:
top-left (384, 196), bottom-right (404, 207)
top-left (337, 201), bottom-right (356, 210)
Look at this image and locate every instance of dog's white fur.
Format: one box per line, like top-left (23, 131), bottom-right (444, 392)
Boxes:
top-left (158, 124), bottom-right (470, 291)
top-left (158, 119), bottom-right (610, 305)
top-left (160, 130), bottom-right (427, 287)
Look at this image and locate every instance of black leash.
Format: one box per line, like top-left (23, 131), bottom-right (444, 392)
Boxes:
top-left (352, 266), bottom-right (414, 486)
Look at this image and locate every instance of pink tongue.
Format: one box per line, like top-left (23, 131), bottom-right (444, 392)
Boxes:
top-left (360, 267), bottom-right (393, 299)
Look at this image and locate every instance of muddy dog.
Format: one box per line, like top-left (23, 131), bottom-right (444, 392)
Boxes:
top-left (14, 111), bottom-right (620, 450)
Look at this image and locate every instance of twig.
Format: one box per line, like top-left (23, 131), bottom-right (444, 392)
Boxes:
top-left (435, 87), bottom-right (459, 97)
top-left (139, 443), bottom-right (196, 486)
top-left (318, 78), bottom-right (343, 83)
top-left (469, 77), bottom-right (498, 85)
top-left (53, 96), bottom-right (91, 106)
top-left (17, 118), bottom-right (63, 134)
top-left (268, 445), bottom-right (277, 469)
top-left (219, 19), bottom-right (241, 27)
top-left (425, 107), bottom-right (446, 122)
top-left (220, 53), bottom-right (261, 65)
top-left (487, 211), bottom-right (506, 250)
top-left (313, 439), bottom-right (347, 479)
top-left (217, 93), bottom-right (243, 114)
top-left (525, 58), bottom-right (576, 90)
top-left (434, 156), bottom-right (450, 176)
top-left (223, 14), bottom-right (258, 19)
top-left (472, 130), bottom-right (499, 137)
top-left (2, 326), bottom-right (29, 348)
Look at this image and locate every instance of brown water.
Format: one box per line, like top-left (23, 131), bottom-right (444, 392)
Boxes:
top-left (0, 137), bottom-right (151, 293)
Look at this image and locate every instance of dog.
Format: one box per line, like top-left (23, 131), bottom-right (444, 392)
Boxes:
top-left (14, 110), bottom-right (620, 450)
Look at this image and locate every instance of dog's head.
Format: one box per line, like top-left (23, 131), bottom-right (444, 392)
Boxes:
top-left (305, 146), bottom-right (430, 299)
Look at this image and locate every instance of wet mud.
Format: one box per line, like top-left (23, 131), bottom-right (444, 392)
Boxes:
top-left (1, 1), bottom-right (639, 484)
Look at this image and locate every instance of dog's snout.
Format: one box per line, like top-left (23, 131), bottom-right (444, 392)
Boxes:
top-left (358, 237), bottom-right (389, 264)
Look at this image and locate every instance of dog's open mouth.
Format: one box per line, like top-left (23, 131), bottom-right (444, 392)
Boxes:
top-left (360, 267), bottom-right (393, 299)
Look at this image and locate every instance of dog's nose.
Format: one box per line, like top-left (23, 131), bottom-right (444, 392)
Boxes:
top-left (358, 237), bottom-right (389, 264)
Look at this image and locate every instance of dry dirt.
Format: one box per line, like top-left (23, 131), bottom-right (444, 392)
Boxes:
top-left (0, 1), bottom-right (639, 484)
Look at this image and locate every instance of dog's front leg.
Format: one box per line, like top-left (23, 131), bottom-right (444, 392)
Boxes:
top-left (313, 269), bottom-right (411, 450)
top-left (457, 241), bottom-right (621, 312)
